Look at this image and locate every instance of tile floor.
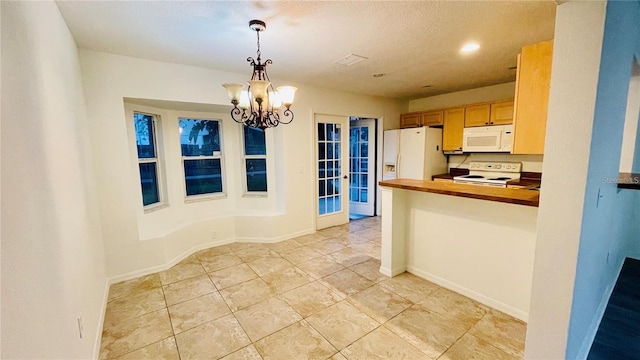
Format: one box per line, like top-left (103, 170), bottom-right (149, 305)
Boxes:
top-left (100, 216), bottom-right (526, 360)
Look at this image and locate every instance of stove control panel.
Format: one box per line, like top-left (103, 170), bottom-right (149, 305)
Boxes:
top-left (468, 161), bottom-right (522, 173)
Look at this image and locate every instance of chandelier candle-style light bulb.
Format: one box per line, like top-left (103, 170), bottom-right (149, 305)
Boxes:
top-left (221, 19), bottom-right (297, 130)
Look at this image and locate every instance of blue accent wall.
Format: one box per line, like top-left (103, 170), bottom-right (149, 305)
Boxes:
top-left (566, 1), bottom-right (640, 359)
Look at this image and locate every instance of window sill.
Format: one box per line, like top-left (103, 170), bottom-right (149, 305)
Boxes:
top-left (144, 203), bottom-right (169, 214)
top-left (184, 193), bottom-right (227, 204)
top-left (242, 192), bottom-right (268, 198)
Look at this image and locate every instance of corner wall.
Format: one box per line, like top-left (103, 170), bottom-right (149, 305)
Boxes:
top-left (1, 2), bottom-right (107, 358)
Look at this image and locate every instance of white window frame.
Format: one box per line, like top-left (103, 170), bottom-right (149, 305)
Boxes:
top-left (133, 111), bottom-right (167, 212)
top-left (241, 125), bottom-right (268, 196)
top-left (179, 118), bottom-right (226, 201)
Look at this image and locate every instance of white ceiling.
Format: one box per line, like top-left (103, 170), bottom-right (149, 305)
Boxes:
top-left (56, 1), bottom-right (557, 100)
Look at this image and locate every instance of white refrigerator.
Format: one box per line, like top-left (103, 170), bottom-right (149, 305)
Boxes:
top-left (383, 127), bottom-right (447, 180)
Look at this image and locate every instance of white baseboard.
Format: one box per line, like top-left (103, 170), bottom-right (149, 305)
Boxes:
top-left (93, 278), bottom-right (110, 359)
top-left (407, 266), bottom-right (529, 322)
top-left (379, 265), bottom-right (406, 277)
top-left (575, 259), bottom-right (625, 360)
top-left (108, 229), bottom-right (315, 285)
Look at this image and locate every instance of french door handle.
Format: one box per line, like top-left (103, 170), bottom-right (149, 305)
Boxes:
top-left (343, 175), bottom-right (348, 179)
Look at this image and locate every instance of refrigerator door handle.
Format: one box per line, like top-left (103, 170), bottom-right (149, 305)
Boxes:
top-left (396, 154), bottom-right (400, 178)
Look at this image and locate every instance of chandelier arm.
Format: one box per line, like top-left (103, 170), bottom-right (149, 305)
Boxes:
top-left (278, 108), bottom-right (295, 124)
top-left (230, 106), bottom-right (247, 124)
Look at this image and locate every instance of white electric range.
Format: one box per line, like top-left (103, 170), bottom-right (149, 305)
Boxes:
top-left (452, 161), bottom-right (522, 188)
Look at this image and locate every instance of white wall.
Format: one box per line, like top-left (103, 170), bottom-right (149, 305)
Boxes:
top-left (525, 2), bottom-right (607, 359)
top-left (1, 2), bottom-right (107, 358)
top-left (79, 50), bottom-right (403, 279)
top-left (408, 82), bottom-right (516, 112)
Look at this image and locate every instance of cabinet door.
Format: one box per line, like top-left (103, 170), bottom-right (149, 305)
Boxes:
top-left (443, 107), bottom-right (464, 151)
top-left (512, 40), bottom-right (553, 154)
top-left (421, 111), bottom-right (444, 126)
top-left (400, 113), bottom-right (421, 128)
top-left (490, 100), bottom-right (514, 125)
top-left (464, 104), bottom-right (491, 127)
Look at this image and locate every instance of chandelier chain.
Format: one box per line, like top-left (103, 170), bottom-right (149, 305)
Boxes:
top-left (256, 30), bottom-right (261, 60)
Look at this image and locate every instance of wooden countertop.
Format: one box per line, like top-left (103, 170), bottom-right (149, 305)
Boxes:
top-left (379, 179), bottom-right (540, 207)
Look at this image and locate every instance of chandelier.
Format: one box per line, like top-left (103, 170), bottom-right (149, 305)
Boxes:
top-left (222, 20), bottom-right (297, 130)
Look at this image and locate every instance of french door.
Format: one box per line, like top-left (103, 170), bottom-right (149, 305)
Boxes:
top-left (315, 114), bottom-right (350, 230)
top-left (349, 119), bottom-right (376, 216)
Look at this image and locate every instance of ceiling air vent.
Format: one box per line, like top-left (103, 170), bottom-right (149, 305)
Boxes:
top-left (334, 54), bottom-right (368, 66)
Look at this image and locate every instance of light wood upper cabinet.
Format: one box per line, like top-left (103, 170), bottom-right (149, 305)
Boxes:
top-left (400, 113), bottom-right (421, 128)
top-left (512, 40), bottom-right (553, 154)
top-left (464, 104), bottom-right (491, 127)
top-left (421, 110), bottom-right (444, 126)
top-left (490, 100), bottom-right (514, 125)
top-left (443, 108), bottom-right (465, 152)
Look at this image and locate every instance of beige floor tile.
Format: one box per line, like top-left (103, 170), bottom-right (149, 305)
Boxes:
top-left (326, 248), bottom-right (372, 267)
top-left (100, 309), bottom-right (173, 360)
top-left (378, 272), bottom-right (440, 303)
top-left (439, 333), bottom-right (518, 360)
top-left (220, 345), bottom-right (263, 360)
top-left (261, 266), bottom-right (313, 294)
top-left (159, 262), bottom-right (206, 285)
top-left (108, 274), bottom-right (162, 301)
top-left (363, 244), bottom-right (381, 260)
top-left (162, 274), bottom-right (216, 306)
top-left (104, 287), bottom-right (166, 327)
top-left (279, 281), bottom-right (345, 318)
top-left (208, 263), bottom-right (257, 290)
top-left (254, 320), bottom-right (337, 360)
top-left (468, 309), bottom-right (527, 358)
top-left (349, 258), bottom-right (387, 282)
top-left (234, 297), bottom-right (302, 342)
top-left (332, 233), bottom-right (371, 246)
top-left (307, 239), bottom-right (346, 255)
top-left (385, 303), bottom-right (469, 359)
top-left (247, 257), bottom-right (292, 276)
top-left (168, 292), bottom-right (231, 334)
top-left (340, 326), bottom-right (429, 360)
top-left (264, 238), bottom-right (304, 253)
top-left (347, 284), bottom-right (413, 323)
top-left (234, 245), bottom-right (280, 262)
top-left (200, 253), bottom-right (244, 273)
top-left (318, 269), bottom-right (374, 297)
top-left (317, 226), bottom-right (348, 237)
top-left (293, 233), bottom-right (329, 245)
top-left (280, 246), bottom-right (323, 264)
top-left (329, 353), bottom-right (347, 360)
top-left (174, 314), bottom-right (251, 360)
top-left (418, 288), bottom-right (488, 327)
top-left (352, 228), bottom-right (381, 240)
top-left (117, 337), bottom-right (179, 360)
top-left (305, 301), bottom-right (379, 350)
top-left (219, 278), bottom-right (273, 312)
top-left (347, 241), bottom-right (378, 256)
top-left (227, 242), bottom-right (261, 253)
top-left (196, 245), bottom-right (232, 261)
top-left (296, 256), bottom-right (345, 279)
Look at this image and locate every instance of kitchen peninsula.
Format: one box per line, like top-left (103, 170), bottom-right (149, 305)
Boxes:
top-left (379, 180), bottom-right (539, 321)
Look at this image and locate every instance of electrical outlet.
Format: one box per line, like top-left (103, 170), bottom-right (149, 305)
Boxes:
top-left (77, 316), bottom-right (84, 339)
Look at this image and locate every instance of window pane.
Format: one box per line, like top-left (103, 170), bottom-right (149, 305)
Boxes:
top-left (319, 180), bottom-right (326, 197)
top-left (139, 162), bottom-right (159, 205)
top-left (318, 123), bottom-right (326, 141)
top-left (360, 189), bottom-right (368, 203)
top-left (319, 197), bottom-right (326, 215)
top-left (334, 195), bottom-right (341, 211)
top-left (319, 161), bottom-right (326, 179)
top-left (360, 142), bottom-right (368, 157)
top-left (183, 159), bottom-right (222, 196)
top-left (179, 119), bottom-right (220, 156)
top-left (318, 143), bottom-right (325, 160)
top-left (244, 127), bottom-right (266, 155)
top-left (134, 113), bottom-right (156, 159)
top-left (246, 159), bottom-right (267, 192)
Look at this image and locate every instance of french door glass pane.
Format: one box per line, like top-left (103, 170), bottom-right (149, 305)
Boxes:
top-left (139, 162), bottom-right (159, 205)
top-left (134, 113), bottom-right (156, 159)
top-left (318, 122), bottom-right (342, 216)
top-left (183, 159), bottom-right (222, 196)
top-left (349, 126), bottom-right (369, 203)
top-left (245, 159), bottom-right (267, 192)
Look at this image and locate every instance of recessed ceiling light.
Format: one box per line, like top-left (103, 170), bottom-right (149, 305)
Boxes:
top-left (372, 73), bottom-right (385, 78)
top-left (460, 42), bottom-right (480, 53)
top-left (334, 54), bottom-right (368, 66)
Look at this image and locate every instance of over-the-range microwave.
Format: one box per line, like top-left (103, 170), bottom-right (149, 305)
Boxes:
top-left (462, 124), bottom-right (513, 153)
